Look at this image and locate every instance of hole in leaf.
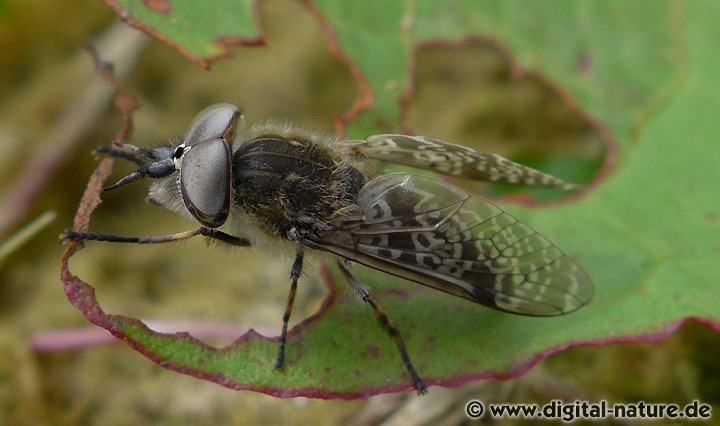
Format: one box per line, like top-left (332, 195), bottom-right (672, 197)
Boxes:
top-left (405, 38), bottom-right (608, 201)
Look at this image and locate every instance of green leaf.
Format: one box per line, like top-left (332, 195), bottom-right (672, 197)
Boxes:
top-left (63, 0), bottom-right (720, 398)
top-left (106, 0), bottom-right (260, 67)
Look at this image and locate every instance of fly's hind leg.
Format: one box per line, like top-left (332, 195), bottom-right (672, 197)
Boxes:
top-left (275, 248), bottom-right (304, 370)
top-left (337, 260), bottom-right (428, 395)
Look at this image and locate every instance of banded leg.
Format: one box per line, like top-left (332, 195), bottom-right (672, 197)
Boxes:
top-left (61, 227), bottom-right (251, 247)
top-left (275, 248), bottom-right (304, 369)
top-left (337, 260), bottom-right (428, 395)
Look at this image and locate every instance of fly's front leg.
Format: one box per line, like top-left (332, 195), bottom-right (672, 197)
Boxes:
top-left (275, 247), bottom-right (304, 370)
top-left (337, 260), bottom-right (428, 395)
top-left (198, 228), bottom-right (251, 247)
top-left (61, 227), bottom-right (251, 246)
top-left (61, 228), bottom-right (206, 244)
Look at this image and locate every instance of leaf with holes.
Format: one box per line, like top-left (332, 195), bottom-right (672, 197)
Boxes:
top-left (61, 1), bottom-right (720, 398)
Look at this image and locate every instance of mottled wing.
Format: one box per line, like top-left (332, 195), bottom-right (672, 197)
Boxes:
top-left (305, 173), bottom-right (593, 316)
top-left (342, 134), bottom-right (578, 190)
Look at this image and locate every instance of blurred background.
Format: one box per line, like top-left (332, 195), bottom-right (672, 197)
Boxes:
top-left (0, 0), bottom-right (716, 424)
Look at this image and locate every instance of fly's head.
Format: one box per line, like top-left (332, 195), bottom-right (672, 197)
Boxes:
top-left (104, 103), bottom-right (241, 228)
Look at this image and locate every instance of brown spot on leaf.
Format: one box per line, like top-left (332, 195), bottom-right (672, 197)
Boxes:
top-left (143, 0), bottom-right (170, 14)
top-left (360, 345), bottom-right (380, 359)
top-left (578, 52), bottom-right (593, 74)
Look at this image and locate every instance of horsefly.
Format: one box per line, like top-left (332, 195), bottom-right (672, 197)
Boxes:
top-left (63, 104), bottom-right (593, 394)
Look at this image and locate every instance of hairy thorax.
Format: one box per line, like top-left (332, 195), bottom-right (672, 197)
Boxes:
top-left (231, 124), bottom-right (369, 240)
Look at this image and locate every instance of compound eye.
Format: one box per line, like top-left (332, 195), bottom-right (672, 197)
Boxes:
top-left (185, 104), bottom-right (240, 146)
top-left (179, 138), bottom-right (231, 228)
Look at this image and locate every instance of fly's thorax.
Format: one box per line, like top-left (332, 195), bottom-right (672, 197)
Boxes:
top-left (231, 122), bottom-right (369, 238)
